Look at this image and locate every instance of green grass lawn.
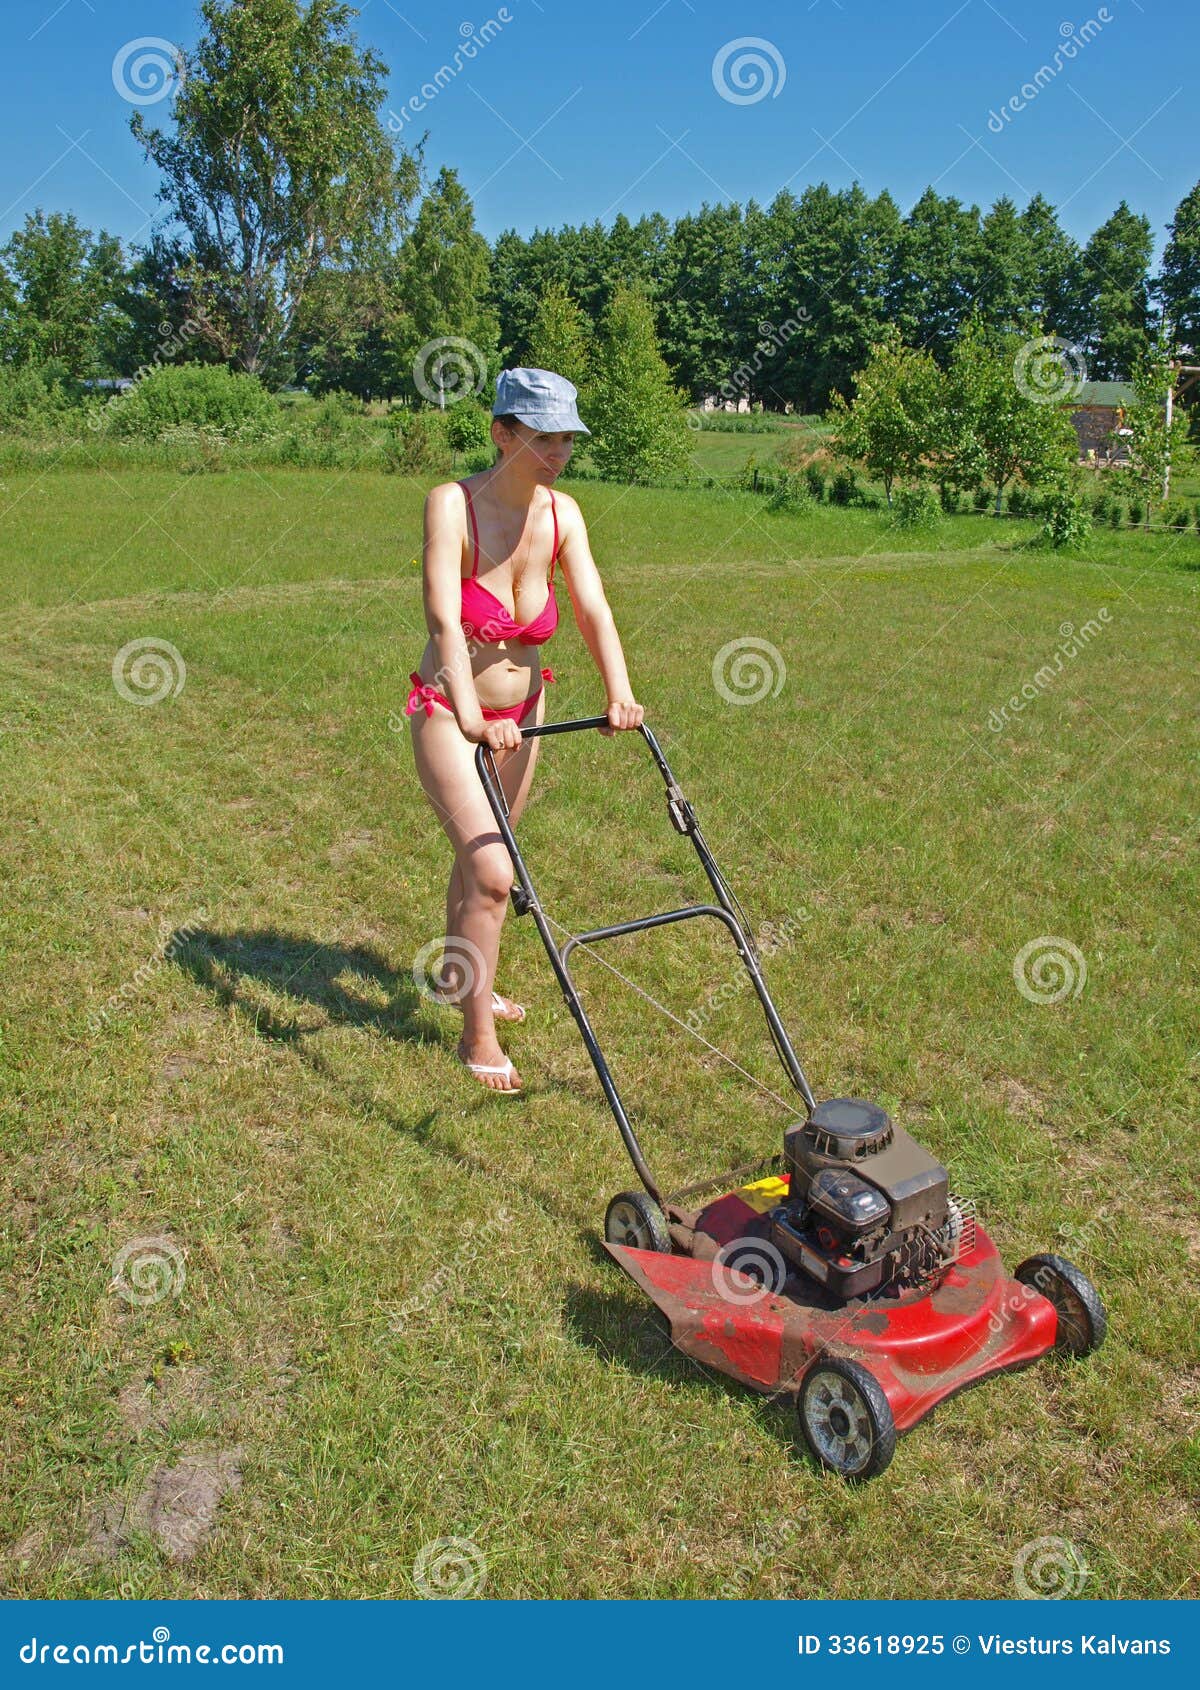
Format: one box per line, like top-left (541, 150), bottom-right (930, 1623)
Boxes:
top-left (1, 466), bottom-right (1197, 1598)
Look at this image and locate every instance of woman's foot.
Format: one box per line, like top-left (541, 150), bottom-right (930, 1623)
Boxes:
top-left (456, 1037), bottom-right (523, 1093)
top-left (432, 975), bottom-right (526, 1022)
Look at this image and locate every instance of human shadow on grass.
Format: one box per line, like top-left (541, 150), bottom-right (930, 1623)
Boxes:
top-left (173, 925), bottom-right (587, 1229)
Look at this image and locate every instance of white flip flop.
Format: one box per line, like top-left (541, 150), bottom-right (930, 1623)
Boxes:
top-left (432, 983), bottom-right (526, 1022)
top-left (457, 1053), bottom-right (523, 1094)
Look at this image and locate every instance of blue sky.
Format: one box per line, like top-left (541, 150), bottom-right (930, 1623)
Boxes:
top-left (1, 0), bottom-right (1194, 258)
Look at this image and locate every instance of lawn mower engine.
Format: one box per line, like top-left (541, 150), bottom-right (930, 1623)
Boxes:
top-left (772, 1098), bottom-right (969, 1300)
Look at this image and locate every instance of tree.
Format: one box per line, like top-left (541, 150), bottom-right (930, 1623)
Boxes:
top-left (526, 282), bottom-right (593, 395)
top-left (973, 197), bottom-right (1035, 333)
top-left (0, 210), bottom-right (126, 376)
top-left (1122, 350), bottom-right (1193, 511)
top-left (1079, 201), bottom-right (1153, 378)
top-left (947, 320), bottom-right (1078, 512)
top-left (588, 283), bottom-right (690, 484)
top-left (889, 187), bottom-right (981, 363)
top-left (1157, 179), bottom-right (1200, 354)
top-left (132, 0), bottom-right (420, 380)
top-left (828, 328), bottom-right (945, 503)
top-left (389, 166), bottom-right (498, 407)
top-left (1020, 193), bottom-right (1086, 346)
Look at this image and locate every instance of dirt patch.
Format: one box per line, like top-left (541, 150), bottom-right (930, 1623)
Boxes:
top-left (82, 1443), bottom-right (245, 1566)
top-left (115, 1365), bottom-right (217, 1436)
top-left (989, 1075), bottom-right (1053, 1125)
top-left (327, 829), bottom-right (375, 868)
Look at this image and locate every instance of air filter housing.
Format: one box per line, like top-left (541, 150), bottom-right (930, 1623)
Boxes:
top-left (804, 1097), bottom-right (894, 1159)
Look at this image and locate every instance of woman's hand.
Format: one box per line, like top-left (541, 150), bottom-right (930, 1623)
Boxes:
top-left (597, 697), bottom-right (645, 737)
top-left (461, 715), bottom-right (524, 754)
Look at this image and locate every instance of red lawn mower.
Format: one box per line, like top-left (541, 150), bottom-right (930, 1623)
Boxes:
top-left (475, 717), bottom-right (1107, 1480)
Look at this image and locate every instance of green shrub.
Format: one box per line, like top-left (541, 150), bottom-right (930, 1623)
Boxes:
top-left (1195, 503), bottom-right (1200, 534)
top-left (1008, 485), bottom-right (1028, 516)
top-left (1129, 498), bottom-right (1145, 526)
top-left (107, 362), bottom-right (278, 440)
top-left (804, 463), bottom-right (827, 501)
top-left (1160, 499), bottom-right (1191, 530)
top-left (0, 362), bottom-right (76, 434)
top-left (1038, 489), bottom-right (1092, 550)
top-left (829, 468), bottom-right (858, 506)
top-left (765, 471), bottom-right (813, 514)
top-left (937, 483), bottom-right (960, 514)
top-left (1108, 502), bottom-right (1123, 528)
top-left (973, 485), bottom-right (991, 512)
top-left (1091, 488), bottom-right (1111, 519)
top-left (891, 483), bottom-right (942, 530)
top-left (446, 402), bottom-right (492, 453)
top-left (381, 408), bottom-right (452, 476)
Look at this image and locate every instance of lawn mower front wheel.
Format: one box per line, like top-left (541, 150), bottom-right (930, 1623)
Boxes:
top-left (797, 1356), bottom-right (896, 1481)
top-left (1014, 1254), bottom-right (1107, 1356)
top-left (605, 1191), bottom-right (671, 1254)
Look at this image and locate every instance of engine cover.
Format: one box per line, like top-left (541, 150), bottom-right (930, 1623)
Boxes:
top-left (784, 1097), bottom-right (949, 1234)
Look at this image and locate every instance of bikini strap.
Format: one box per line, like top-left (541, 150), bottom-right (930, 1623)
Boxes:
top-left (549, 490), bottom-right (558, 585)
top-left (459, 480), bottom-right (480, 579)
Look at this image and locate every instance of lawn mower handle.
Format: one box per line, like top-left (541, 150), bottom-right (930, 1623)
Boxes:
top-left (473, 718), bottom-right (816, 1207)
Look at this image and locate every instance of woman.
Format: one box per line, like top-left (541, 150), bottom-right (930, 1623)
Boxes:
top-left (405, 367), bottom-right (644, 1094)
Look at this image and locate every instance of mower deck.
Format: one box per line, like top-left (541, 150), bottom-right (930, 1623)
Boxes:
top-left (604, 1171), bottom-right (1058, 1432)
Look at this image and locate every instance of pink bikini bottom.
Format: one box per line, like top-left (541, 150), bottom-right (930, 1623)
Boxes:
top-left (405, 667), bottom-right (555, 727)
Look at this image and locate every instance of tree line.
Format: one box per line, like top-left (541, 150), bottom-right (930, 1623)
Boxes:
top-left (1, 0), bottom-right (1198, 414)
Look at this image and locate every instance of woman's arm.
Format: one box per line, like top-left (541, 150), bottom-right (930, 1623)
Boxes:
top-left (556, 493), bottom-right (645, 735)
top-left (420, 484), bottom-right (487, 740)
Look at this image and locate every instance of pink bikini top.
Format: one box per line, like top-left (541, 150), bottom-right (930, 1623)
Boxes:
top-left (458, 479), bottom-right (560, 646)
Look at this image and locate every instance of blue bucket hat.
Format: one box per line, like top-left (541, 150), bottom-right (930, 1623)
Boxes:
top-left (493, 366), bottom-right (590, 435)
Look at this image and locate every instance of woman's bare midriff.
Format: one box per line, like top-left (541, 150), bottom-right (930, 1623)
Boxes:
top-left (413, 635), bottom-right (544, 713)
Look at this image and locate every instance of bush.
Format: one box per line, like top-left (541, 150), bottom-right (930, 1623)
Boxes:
top-left (937, 483), bottom-right (960, 514)
top-left (1195, 504), bottom-right (1200, 534)
top-left (0, 362), bottom-right (77, 434)
top-left (891, 483), bottom-right (942, 530)
top-left (804, 463), bottom-right (827, 501)
top-left (829, 468), bottom-right (859, 506)
top-left (1129, 498), bottom-right (1145, 526)
top-left (446, 402), bottom-right (492, 454)
top-left (1160, 499), bottom-right (1191, 530)
top-left (107, 362), bottom-right (279, 440)
top-left (1108, 502), bottom-right (1123, 528)
top-left (381, 408), bottom-right (452, 476)
top-left (766, 471), bottom-right (813, 514)
top-left (1091, 488), bottom-right (1111, 520)
top-left (1038, 489), bottom-right (1092, 550)
top-left (973, 485), bottom-right (991, 512)
top-left (1008, 485), bottom-right (1029, 516)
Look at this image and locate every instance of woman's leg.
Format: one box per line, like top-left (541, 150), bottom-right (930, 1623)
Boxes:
top-left (408, 689), bottom-right (544, 1089)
